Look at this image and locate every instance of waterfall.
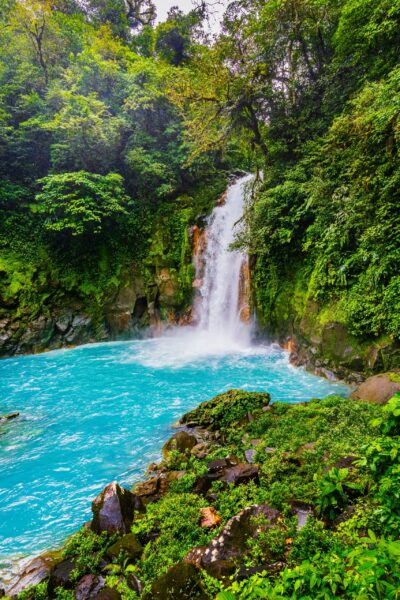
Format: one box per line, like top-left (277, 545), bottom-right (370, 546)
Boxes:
top-left (193, 174), bottom-right (253, 349)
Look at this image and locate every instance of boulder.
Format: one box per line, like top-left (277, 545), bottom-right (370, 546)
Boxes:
top-left (181, 390), bottom-right (270, 431)
top-left (192, 504), bottom-right (280, 577)
top-left (48, 559), bottom-right (76, 595)
top-left (6, 553), bottom-right (60, 598)
top-left (106, 534), bottom-right (143, 561)
top-left (75, 575), bottom-right (105, 600)
top-left (147, 562), bottom-right (208, 600)
top-left (91, 482), bottom-right (141, 535)
top-left (162, 431), bottom-right (197, 459)
top-left (350, 372), bottom-right (400, 404)
top-left (220, 464), bottom-right (259, 486)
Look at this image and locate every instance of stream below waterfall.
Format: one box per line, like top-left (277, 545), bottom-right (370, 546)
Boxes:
top-left (0, 176), bottom-right (349, 569)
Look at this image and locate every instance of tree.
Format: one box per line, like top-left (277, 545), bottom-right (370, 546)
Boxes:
top-left (35, 171), bottom-right (129, 237)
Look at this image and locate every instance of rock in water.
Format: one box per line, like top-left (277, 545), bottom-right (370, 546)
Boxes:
top-left (0, 412), bottom-right (19, 423)
top-left (91, 482), bottom-right (140, 535)
top-left (350, 372), bottom-right (400, 404)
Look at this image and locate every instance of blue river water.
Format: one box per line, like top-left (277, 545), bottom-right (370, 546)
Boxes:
top-left (0, 335), bottom-right (349, 567)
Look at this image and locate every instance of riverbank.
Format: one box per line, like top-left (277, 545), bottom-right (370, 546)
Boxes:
top-left (3, 380), bottom-right (400, 599)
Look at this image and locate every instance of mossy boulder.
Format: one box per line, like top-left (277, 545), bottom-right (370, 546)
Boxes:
top-left (147, 562), bottom-right (209, 600)
top-left (350, 371), bottom-right (400, 404)
top-left (106, 533), bottom-right (143, 561)
top-left (181, 390), bottom-right (270, 431)
top-left (162, 431), bottom-right (198, 459)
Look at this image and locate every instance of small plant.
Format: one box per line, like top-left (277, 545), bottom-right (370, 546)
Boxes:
top-left (315, 467), bottom-right (362, 520)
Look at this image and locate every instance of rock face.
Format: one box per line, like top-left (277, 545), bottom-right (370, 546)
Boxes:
top-left (91, 482), bottom-right (141, 535)
top-left (269, 296), bottom-right (400, 382)
top-left (148, 562), bottom-right (208, 600)
top-left (5, 553), bottom-right (60, 598)
top-left (185, 505), bottom-right (280, 578)
top-left (350, 372), bottom-right (400, 404)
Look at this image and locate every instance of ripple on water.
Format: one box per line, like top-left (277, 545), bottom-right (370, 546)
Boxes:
top-left (0, 337), bottom-right (348, 567)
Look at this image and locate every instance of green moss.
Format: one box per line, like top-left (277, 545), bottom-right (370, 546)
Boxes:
top-left (388, 372), bottom-right (400, 383)
top-left (181, 389), bottom-right (270, 431)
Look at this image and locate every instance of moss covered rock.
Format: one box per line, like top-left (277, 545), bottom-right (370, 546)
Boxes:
top-left (106, 533), bottom-right (143, 561)
top-left (181, 389), bottom-right (270, 431)
top-left (147, 562), bottom-right (209, 600)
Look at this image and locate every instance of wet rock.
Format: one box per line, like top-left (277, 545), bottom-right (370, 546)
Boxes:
top-left (0, 411), bottom-right (19, 423)
top-left (197, 504), bottom-right (280, 577)
top-left (220, 464), bottom-right (259, 486)
top-left (48, 559), bottom-right (76, 594)
top-left (147, 562), bottom-right (208, 600)
top-left (17, 317), bottom-right (55, 353)
top-left (91, 482), bottom-right (141, 535)
top-left (55, 313), bottom-right (72, 334)
top-left (162, 431), bottom-right (197, 459)
top-left (6, 553), bottom-right (60, 598)
top-left (200, 507), bottom-right (221, 528)
top-left (106, 533), bottom-right (143, 561)
top-left (65, 315), bottom-right (93, 345)
top-left (350, 372), bottom-right (400, 404)
top-left (75, 575), bottom-right (105, 600)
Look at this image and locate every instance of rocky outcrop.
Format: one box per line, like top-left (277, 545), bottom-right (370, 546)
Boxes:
top-left (0, 310), bottom-right (99, 358)
top-left (91, 482), bottom-right (142, 535)
top-left (5, 553), bottom-right (61, 598)
top-left (350, 371), bottom-right (400, 404)
top-left (185, 505), bottom-right (280, 578)
top-left (106, 533), bottom-right (143, 561)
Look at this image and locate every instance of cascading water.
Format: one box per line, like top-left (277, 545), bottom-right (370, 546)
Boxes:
top-left (192, 174), bottom-right (254, 350)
